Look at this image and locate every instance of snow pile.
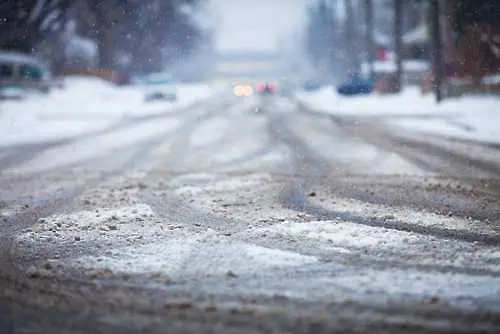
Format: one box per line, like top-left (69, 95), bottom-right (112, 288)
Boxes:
top-left (16, 204), bottom-right (158, 245)
top-left (298, 86), bottom-right (437, 115)
top-left (298, 87), bottom-right (500, 144)
top-left (0, 76), bottom-right (217, 146)
top-left (395, 95), bottom-right (500, 143)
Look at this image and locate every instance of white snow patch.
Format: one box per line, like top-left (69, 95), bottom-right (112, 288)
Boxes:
top-left (71, 241), bottom-right (317, 278)
top-left (254, 220), bottom-right (417, 250)
top-left (174, 174), bottom-right (272, 196)
top-left (251, 219), bottom-right (500, 271)
top-left (309, 196), bottom-right (498, 236)
top-left (197, 173), bottom-right (272, 191)
top-left (331, 268), bottom-right (500, 310)
top-left (298, 86), bottom-right (437, 116)
top-left (298, 87), bottom-right (500, 144)
top-left (0, 76), bottom-right (217, 146)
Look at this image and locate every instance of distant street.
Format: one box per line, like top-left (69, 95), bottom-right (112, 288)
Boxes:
top-left (1, 93), bottom-right (500, 333)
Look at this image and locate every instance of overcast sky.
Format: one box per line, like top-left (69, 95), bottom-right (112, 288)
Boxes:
top-left (209, 0), bottom-right (310, 52)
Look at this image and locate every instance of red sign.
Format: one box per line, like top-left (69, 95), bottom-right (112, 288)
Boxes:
top-left (376, 48), bottom-right (389, 61)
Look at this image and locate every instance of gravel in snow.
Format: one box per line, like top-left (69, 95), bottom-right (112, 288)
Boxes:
top-left (247, 220), bottom-right (500, 272)
top-left (71, 241), bottom-right (317, 280)
top-left (308, 194), bottom-right (498, 236)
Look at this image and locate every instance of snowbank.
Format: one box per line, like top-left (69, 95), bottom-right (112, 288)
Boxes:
top-left (298, 87), bottom-right (500, 144)
top-left (298, 86), bottom-right (437, 115)
top-left (0, 76), bottom-right (217, 146)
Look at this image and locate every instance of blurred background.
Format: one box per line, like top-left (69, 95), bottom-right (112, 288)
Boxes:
top-left (0, 0), bottom-right (499, 100)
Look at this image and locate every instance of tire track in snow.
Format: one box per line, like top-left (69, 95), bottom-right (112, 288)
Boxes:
top-left (265, 99), bottom-right (500, 246)
top-left (0, 97), bottom-right (238, 285)
top-left (0, 95), bottom-right (224, 173)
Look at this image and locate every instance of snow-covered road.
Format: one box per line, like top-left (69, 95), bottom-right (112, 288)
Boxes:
top-left (1, 87), bottom-right (500, 333)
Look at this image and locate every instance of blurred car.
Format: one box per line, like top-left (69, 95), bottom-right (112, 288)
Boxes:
top-left (233, 83), bottom-right (254, 97)
top-left (0, 51), bottom-right (52, 99)
top-left (336, 75), bottom-right (373, 96)
top-left (140, 72), bottom-right (177, 102)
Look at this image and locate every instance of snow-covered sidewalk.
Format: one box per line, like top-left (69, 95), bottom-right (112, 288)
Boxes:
top-left (0, 76), bottom-right (217, 146)
top-left (298, 87), bottom-right (500, 144)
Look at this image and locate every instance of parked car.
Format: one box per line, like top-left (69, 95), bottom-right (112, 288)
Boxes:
top-left (140, 72), bottom-right (177, 102)
top-left (0, 51), bottom-right (52, 99)
top-left (336, 75), bottom-right (373, 96)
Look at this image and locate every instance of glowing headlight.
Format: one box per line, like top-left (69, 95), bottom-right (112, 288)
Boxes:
top-left (233, 85), bottom-right (253, 97)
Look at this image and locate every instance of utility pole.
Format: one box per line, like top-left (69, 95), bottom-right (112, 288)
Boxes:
top-left (394, 0), bottom-right (403, 92)
top-left (344, 0), bottom-right (358, 76)
top-left (365, 0), bottom-right (375, 81)
top-left (430, 0), bottom-right (443, 103)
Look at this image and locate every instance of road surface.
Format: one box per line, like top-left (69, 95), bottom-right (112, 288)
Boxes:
top-left (1, 93), bottom-right (500, 333)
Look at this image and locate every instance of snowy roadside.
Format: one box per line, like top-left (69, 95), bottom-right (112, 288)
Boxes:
top-left (0, 76), bottom-right (217, 147)
top-left (297, 87), bottom-right (500, 145)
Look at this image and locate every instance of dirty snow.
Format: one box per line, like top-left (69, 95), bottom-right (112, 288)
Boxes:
top-left (308, 195), bottom-right (498, 236)
top-left (15, 180), bottom-right (317, 280)
top-left (71, 241), bottom-right (317, 279)
top-left (249, 219), bottom-right (500, 271)
top-left (12, 167), bottom-right (500, 313)
top-left (331, 268), bottom-right (500, 311)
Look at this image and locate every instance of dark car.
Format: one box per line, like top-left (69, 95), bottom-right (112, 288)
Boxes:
top-left (337, 75), bottom-right (373, 96)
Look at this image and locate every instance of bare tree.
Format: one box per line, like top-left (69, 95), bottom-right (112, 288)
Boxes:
top-left (0, 0), bottom-right (72, 53)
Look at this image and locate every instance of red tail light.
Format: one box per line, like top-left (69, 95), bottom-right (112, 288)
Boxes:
top-left (256, 82), bottom-right (266, 93)
top-left (267, 82), bottom-right (278, 92)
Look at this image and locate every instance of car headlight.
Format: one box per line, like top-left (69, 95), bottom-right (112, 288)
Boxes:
top-left (233, 85), bottom-right (253, 97)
